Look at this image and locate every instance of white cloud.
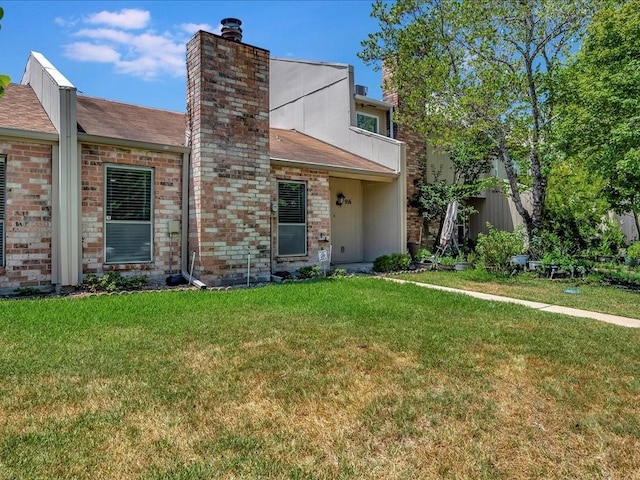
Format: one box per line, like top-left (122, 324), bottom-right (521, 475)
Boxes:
top-left (86, 9), bottom-right (150, 30)
top-left (64, 42), bottom-right (120, 63)
top-left (59, 8), bottom-right (204, 80)
top-left (75, 28), bottom-right (133, 44)
top-left (180, 23), bottom-right (214, 35)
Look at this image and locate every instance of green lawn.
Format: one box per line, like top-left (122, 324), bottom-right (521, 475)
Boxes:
top-left (394, 269), bottom-right (640, 319)
top-left (1, 278), bottom-right (639, 479)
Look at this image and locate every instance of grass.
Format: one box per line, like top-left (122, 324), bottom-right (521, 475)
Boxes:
top-left (0, 277), bottom-right (639, 479)
top-left (394, 269), bottom-right (640, 320)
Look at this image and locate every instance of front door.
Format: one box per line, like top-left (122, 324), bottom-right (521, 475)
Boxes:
top-left (330, 178), bottom-right (363, 263)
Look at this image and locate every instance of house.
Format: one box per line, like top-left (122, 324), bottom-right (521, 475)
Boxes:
top-left (0, 22), bottom-right (416, 293)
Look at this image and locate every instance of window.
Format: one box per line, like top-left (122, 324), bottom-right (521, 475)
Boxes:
top-left (277, 181), bottom-right (306, 256)
top-left (356, 112), bottom-right (379, 134)
top-left (105, 165), bottom-right (153, 263)
top-left (0, 156), bottom-right (5, 267)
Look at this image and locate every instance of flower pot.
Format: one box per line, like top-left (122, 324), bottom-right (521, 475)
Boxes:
top-left (454, 261), bottom-right (471, 271)
top-left (511, 254), bottom-right (528, 266)
top-left (528, 260), bottom-right (542, 271)
top-left (437, 264), bottom-right (455, 271)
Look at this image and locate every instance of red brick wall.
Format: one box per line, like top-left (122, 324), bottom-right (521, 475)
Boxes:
top-left (186, 31), bottom-right (271, 285)
top-left (382, 68), bottom-right (426, 246)
top-left (270, 165), bottom-right (330, 273)
top-left (80, 143), bottom-right (183, 282)
top-left (0, 139), bottom-right (53, 291)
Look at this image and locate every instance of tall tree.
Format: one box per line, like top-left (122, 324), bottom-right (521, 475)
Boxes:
top-left (557, 0), bottom-right (640, 238)
top-left (360, 0), bottom-right (600, 240)
top-left (0, 6), bottom-right (10, 97)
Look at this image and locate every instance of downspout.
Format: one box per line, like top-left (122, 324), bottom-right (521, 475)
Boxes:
top-left (180, 151), bottom-right (206, 288)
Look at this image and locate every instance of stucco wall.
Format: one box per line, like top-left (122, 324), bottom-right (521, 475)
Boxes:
top-left (80, 143), bottom-right (183, 283)
top-left (0, 139), bottom-right (53, 291)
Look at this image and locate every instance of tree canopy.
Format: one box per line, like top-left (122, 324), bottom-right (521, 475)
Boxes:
top-left (360, 0), bottom-right (600, 240)
top-left (0, 6), bottom-right (10, 98)
top-left (557, 0), bottom-right (640, 238)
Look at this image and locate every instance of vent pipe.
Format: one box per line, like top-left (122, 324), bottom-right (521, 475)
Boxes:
top-left (220, 18), bottom-right (243, 42)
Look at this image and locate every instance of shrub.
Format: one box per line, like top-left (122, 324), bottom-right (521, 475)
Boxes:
top-left (475, 225), bottom-right (525, 273)
top-left (626, 242), bottom-right (640, 260)
top-left (373, 253), bottom-right (411, 273)
top-left (437, 255), bottom-right (457, 266)
top-left (296, 265), bottom-right (322, 279)
top-left (81, 271), bottom-right (148, 292)
top-left (416, 248), bottom-right (433, 262)
top-left (328, 268), bottom-right (348, 278)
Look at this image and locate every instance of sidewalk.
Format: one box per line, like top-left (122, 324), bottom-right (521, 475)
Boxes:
top-left (382, 277), bottom-right (640, 329)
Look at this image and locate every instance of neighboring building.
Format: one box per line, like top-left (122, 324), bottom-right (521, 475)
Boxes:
top-left (0, 24), bottom-right (409, 292)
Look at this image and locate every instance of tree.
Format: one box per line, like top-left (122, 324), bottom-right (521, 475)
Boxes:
top-left (556, 0), bottom-right (640, 238)
top-left (360, 0), bottom-right (600, 241)
top-left (410, 131), bottom-right (495, 247)
top-left (0, 6), bottom-right (10, 97)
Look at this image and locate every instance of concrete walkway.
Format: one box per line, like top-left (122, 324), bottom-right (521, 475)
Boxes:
top-left (382, 277), bottom-right (640, 329)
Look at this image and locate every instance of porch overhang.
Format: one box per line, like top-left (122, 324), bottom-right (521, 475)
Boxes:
top-left (270, 156), bottom-right (397, 182)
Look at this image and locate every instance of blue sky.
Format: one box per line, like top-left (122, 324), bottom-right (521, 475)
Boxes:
top-left (1, 0), bottom-right (384, 112)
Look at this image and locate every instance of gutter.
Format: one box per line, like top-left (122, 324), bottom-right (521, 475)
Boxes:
top-left (180, 151), bottom-right (206, 289)
top-left (270, 156), bottom-right (398, 182)
top-left (0, 127), bottom-right (58, 143)
top-left (77, 133), bottom-right (190, 154)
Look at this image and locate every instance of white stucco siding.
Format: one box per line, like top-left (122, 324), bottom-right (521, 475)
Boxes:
top-left (363, 180), bottom-right (404, 260)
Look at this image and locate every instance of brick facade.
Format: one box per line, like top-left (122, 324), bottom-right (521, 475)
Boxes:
top-left (80, 143), bottom-right (183, 282)
top-left (186, 31), bottom-right (271, 285)
top-left (270, 165), bottom-right (331, 273)
top-left (382, 67), bottom-right (426, 247)
top-left (0, 139), bottom-right (53, 290)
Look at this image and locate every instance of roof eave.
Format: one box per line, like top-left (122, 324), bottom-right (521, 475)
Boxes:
top-left (78, 133), bottom-right (190, 153)
top-left (270, 156), bottom-right (398, 182)
top-left (0, 127), bottom-right (59, 143)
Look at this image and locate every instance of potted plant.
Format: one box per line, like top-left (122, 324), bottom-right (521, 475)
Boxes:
top-left (527, 235), bottom-right (544, 271)
top-left (416, 248), bottom-right (434, 265)
top-left (437, 255), bottom-right (457, 271)
top-left (454, 253), bottom-right (472, 271)
top-left (625, 242), bottom-right (640, 267)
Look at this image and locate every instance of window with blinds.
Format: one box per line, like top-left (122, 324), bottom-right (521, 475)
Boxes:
top-left (104, 165), bottom-right (153, 263)
top-left (277, 181), bottom-right (306, 256)
top-left (0, 156), bottom-right (5, 267)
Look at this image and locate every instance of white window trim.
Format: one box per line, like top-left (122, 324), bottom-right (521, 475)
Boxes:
top-left (277, 180), bottom-right (307, 257)
top-left (356, 111), bottom-right (380, 134)
top-left (104, 164), bottom-right (154, 264)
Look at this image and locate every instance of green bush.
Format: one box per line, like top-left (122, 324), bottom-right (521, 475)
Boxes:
top-left (327, 268), bottom-right (348, 278)
top-left (626, 242), bottom-right (640, 260)
top-left (81, 271), bottom-right (148, 292)
top-left (475, 224), bottom-right (525, 273)
top-left (373, 253), bottom-right (411, 273)
top-left (416, 248), bottom-right (433, 262)
top-left (296, 265), bottom-right (322, 279)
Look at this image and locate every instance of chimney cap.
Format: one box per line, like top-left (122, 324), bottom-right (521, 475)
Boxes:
top-left (220, 17), bottom-right (243, 42)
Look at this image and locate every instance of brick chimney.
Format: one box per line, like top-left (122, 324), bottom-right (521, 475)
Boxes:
top-left (186, 27), bottom-right (271, 285)
top-left (382, 61), bottom-right (425, 246)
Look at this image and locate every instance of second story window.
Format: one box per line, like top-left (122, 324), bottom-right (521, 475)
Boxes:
top-left (356, 112), bottom-right (379, 134)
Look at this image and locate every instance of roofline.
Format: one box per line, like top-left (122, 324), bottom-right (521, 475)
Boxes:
top-left (354, 94), bottom-right (393, 109)
top-left (270, 156), bottom-right (398, 182)
top-left (78, 133), bottom-right (190, 153)
top-left (270, 57), bottom-right (350, 69)
top-left (0, 127), bottom-right (59, 143)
